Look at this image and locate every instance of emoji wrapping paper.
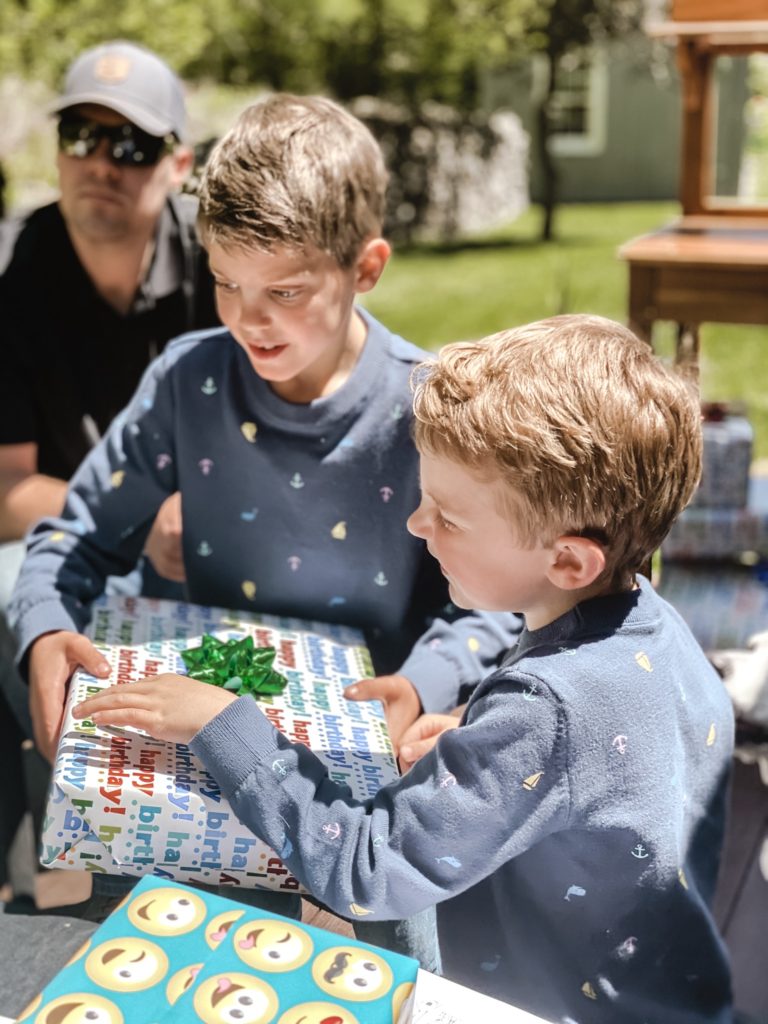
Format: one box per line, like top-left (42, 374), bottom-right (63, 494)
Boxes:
top-left (15, 876), bottom-right (418, 1024)
top-left (42, 595), bottom-right (398, 893)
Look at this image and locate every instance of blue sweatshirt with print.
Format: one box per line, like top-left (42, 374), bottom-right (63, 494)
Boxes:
top-left (190, 579), bottom-right (734, 1023)
top-left (10, 310), bottom-right (520, 709)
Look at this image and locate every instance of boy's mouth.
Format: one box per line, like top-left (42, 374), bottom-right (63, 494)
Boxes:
top-left (246, 341), bottom-right (288, 360)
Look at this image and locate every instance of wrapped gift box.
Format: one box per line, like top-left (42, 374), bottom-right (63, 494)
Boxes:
top-left (688, 404), bottom-right (753, 510)
top-left (658, 561), bottom-right (768, 651)
top-left (15, 876), bottom-right (417, 1024)
top-left (43, 594), bottom-right (397, 892)
top-left (663, 476), bottom-right (768, 560)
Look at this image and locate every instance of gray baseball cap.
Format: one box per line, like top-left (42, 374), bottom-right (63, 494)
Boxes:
top-left (52, 40), bottom-right (187, 140)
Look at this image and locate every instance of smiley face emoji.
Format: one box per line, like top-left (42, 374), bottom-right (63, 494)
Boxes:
top-left (166, 963), bottom-right (204, 1005)
top-left (276, 1002), bottom-right (360, 1024)
top-left (311, 947), bottom-right (393, 1001)
top-left (192, 972), bottom-right (278, 1024)
top-left (32, 992), bottom-right (124, 1024)
top-left (392, 982), bottom-right (415, 1021)
top-left (85, 936), bottom-right (169, 992)
top-left (206, 909), bottom-right (247, 949)
top-left (126, 887), bottom-right (207, 936)
top-left (233, 919), bottom-right (314, 972)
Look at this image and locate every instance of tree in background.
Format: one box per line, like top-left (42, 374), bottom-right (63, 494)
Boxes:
top-left (520, 0), bottom-right (644, 240)
top-left (1, 0), bottom-right (645, 240)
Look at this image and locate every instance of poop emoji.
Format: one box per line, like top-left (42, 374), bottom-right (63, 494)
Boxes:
top-left (30, 992), bottom-right (124, 1024)
top-left (233, 919), bottom-right (314, 972)
top-left (126, 887), bottom-right (207, 937)
top-left (311, 946), bottom-right (393, 1001)
top-left (192, 972), bottom-right (279, 1024)
top-left (206, 909), bottom-right (247, 950)
top-left (85, 936), bottom-right (169, 992)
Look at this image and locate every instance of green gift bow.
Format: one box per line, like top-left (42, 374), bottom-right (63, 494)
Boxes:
top-left (180, 634), bottom-right (288, 698)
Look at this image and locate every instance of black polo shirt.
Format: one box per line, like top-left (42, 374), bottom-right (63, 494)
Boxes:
top-left (0, 195), bottom-right (218, 479)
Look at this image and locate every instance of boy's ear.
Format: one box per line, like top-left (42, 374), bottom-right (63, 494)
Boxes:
top-left (353, 237), bottom-right (391, 293)
top-left (547, 536), bottom-right (606, 591)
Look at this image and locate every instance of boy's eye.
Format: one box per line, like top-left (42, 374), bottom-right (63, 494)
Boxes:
top-left (213, 279), bottom-right (238, 293)
top-left (437, 514), bottom-right (458, 531)
top-left (270, 288), bottom-right (299, 301)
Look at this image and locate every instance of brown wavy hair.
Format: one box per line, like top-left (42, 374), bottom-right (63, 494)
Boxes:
top-left (412, 314), bottom-right (701, 584)
top-left (197, 93), bottom-right (387, 268)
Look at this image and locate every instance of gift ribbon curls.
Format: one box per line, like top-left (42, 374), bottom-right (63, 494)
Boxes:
top-left (181, 634), bottom-right (288, 698)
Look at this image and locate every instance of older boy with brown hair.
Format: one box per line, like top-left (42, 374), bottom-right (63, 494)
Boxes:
top-left (76, 314), bottom-right (734, 1021)
top-left (10, 94), bottom-right (520, 956)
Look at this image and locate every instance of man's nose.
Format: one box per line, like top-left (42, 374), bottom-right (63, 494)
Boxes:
top-left (86, 139), bottom-right (121, 179)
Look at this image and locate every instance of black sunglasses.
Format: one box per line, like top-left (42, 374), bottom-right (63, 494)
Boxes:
top-left (57, 115), bottom-right (176, 168)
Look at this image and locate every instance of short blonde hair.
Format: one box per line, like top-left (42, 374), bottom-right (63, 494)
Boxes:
top-left (412, 314), bottom-right (701, 582)
top-left (197, 93), bottom-right (387, 268)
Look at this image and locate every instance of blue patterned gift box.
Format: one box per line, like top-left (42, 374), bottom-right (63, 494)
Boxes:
top-left (42, 595), bottom-right (398, 893)
top-left (16, 876), bottom-right (418, 1024)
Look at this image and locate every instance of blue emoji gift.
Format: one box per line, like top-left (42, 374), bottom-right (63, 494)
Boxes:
top-left (16, 876), bottom-right (418, 1023)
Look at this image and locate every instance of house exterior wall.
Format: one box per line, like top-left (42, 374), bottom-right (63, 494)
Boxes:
top-left (481, 42), bottom-right (748, 204)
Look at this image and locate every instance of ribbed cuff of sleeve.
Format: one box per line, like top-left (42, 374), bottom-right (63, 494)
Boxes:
top-left (190, 696), bottom-right (282, 796)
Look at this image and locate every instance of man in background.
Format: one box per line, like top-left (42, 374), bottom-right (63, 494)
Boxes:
top-left (0, 40), bottom-right (218, 906)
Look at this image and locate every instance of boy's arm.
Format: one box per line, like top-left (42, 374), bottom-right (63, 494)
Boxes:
top-left (397, 607), bottom-right (523, 713)
top-left (192, 678), bottom-right (566, 920)
top-left (9, 354), bottom-right (180, 757)
top-left (9, 353), bottom-right (179, 658)
top-left (76, 669), bottom-right (567, 920)
top-left (0, 443), bottom-right (68, 542)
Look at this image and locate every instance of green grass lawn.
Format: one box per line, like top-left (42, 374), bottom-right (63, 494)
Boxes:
top-left (364, 201), bottom-right (768, 460)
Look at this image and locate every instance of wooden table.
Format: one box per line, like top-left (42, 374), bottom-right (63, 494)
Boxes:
top-left (618, 217), bottom-right (768, 372)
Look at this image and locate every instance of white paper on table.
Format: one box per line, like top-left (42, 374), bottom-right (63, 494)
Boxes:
top-left (413, 970), bottom-right (553, 1024)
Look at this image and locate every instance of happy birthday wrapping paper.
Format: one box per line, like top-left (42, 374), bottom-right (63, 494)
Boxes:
top-left (42, 595), bottom-right (398, 892)
top-left (15, 876), bottom-right (418, 1024)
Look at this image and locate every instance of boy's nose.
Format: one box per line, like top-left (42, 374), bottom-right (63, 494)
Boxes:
top-left (406, 504), bottom-right (429, 540)
top-left (239, 302), bottom-right (271, 330)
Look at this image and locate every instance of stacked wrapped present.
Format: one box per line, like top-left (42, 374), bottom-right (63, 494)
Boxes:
top-left (43, 594), bottom-right (397, 892)
top-left (659, 403), bottom-right (768, 651)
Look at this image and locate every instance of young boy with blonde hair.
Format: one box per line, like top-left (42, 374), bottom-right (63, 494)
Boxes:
top-left (76, 314), bottom-right (734, 1021)
top-left (11, 95), bottom-right (522, 955)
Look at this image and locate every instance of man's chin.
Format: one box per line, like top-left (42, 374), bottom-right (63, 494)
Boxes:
top-left (69, 209), bottom-right (131, 243)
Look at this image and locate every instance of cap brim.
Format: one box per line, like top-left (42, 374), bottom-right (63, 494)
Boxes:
top-left (51, 93), bottom-right (176, 138)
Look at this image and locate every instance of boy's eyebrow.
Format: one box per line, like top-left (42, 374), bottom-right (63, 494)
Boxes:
top-left (421, 485), bottom-right (465, 518)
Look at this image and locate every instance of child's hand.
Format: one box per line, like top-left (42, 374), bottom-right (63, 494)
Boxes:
top-left (72, 674), bottom-right (237, 744)
top-left (398, 709), bottom-right (463, 773)
top-left (29, 630), bottom-right (111, 763)
top-left (344, 673), bottom-right (421, 752)
top-left (144, 492), bottom-right (186, 582)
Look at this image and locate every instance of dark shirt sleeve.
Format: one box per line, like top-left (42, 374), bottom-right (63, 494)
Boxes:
top-left (0, 218), bottom-right (39, 446)
top-left (191, 672), bottom-right (569, 921)
top-left (9, 350), bottom-right (180, 660)
top-left (0, 327), bottom-right (38, 445)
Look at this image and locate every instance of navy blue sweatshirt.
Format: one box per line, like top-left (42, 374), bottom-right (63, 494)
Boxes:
top-left (10, 310), bottom-right (520, 709)
top-left (191, 579), bottom-right (734, 1023)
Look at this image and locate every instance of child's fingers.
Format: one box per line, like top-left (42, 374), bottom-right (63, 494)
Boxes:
top-left (399, 736), bottom-right (439, 765)
top-left (74, 684), bottom-right (157, 718)
top-left (90, 707), bottom-right (154, 730)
